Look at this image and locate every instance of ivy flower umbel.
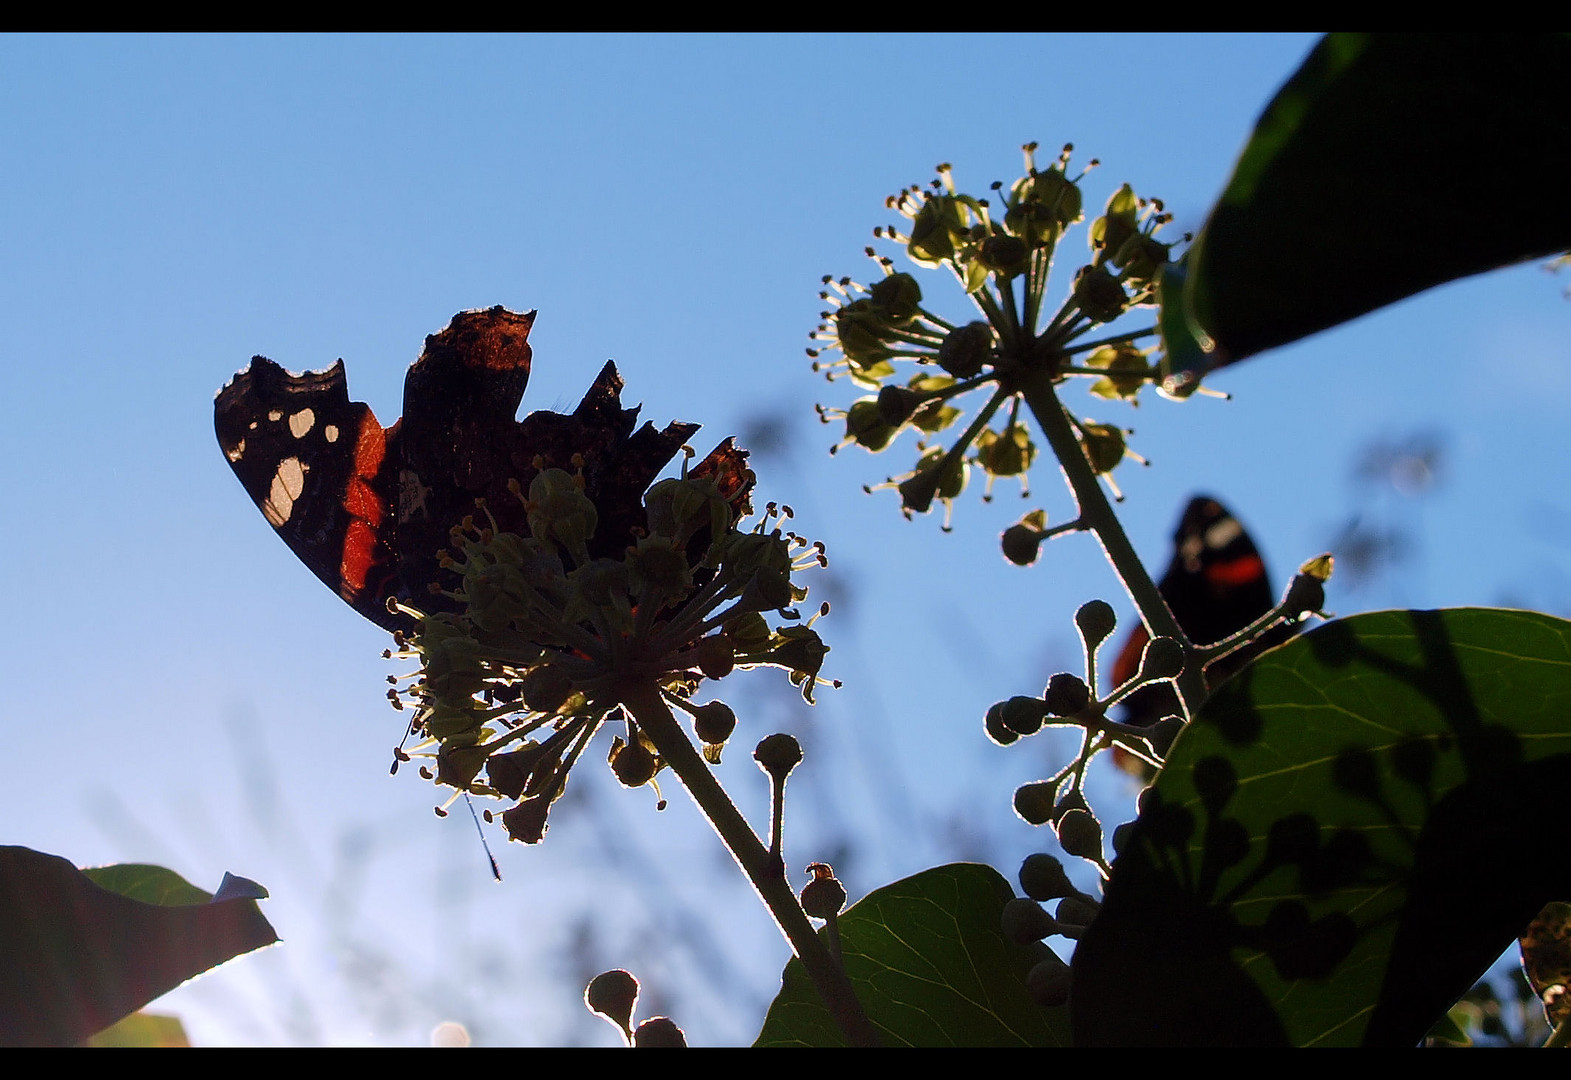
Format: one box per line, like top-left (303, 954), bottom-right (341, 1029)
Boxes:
top-left (386, 452), bottom-right (836, 845)
top-left (810, 143), bottom-right (1202, 527)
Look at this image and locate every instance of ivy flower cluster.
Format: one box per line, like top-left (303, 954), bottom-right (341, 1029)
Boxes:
top-left (809, 143), bottom-right (1197, 527)
top-left (385, 458), bottom-right (835, 844)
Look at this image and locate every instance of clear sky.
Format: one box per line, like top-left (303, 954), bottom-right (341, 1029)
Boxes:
top-left (2, 33), bottom-right (1566, 1046)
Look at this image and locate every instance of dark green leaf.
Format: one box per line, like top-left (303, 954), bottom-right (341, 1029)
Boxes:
top-left (83, 863), bottom-right (214, 907)
top-left (0, 847), bottom-right (278, 1046)
top-left (756, 862), bottom-right (1070, 1046)
top-left (1072, 609), bottom-right (1571, 1046)
top-left (1182, 34), bottom-right (1571, 367)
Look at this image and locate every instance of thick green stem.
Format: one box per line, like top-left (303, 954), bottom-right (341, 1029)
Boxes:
top-left (1017, 372), bottom-right (1207, 717)
top-left (617, 678), bottom-right (882, 1047)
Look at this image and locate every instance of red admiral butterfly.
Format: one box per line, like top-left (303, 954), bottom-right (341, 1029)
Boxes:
top-left (1112, 496), bottom-right (1292, 735)
top-left (215, 306), bottom-right (743, 632)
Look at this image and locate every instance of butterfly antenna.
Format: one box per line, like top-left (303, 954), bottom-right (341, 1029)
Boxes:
top-left (465, 793), bottom-right (502, 882)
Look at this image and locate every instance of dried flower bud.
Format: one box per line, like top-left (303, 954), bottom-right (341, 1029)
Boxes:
top-left (754, 733), bottom-right (803, 780)
top-left (585, 969), bottom-right (640, 1041)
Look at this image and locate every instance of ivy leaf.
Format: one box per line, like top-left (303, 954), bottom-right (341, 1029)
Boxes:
top-left (1071, 609), bottom-right (1571, 1046)
top-left (79, 1011), bottom-right (191, 1048)
top-left (0, 847), bottom-right (278, 1046)
top-left (756, 862), bottom-right (1070, 1047)
top-left (1180, 34), bottom-right (1571, 369)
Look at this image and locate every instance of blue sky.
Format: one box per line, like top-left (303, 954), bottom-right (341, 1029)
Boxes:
top-left (2, 33), bottom-right (1566, 1045)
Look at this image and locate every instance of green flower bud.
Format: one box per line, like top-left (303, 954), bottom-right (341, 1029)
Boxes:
top-left (975, 423), bottom-right (1035, 480)
top-left (1019, 853), bottom-right (1075, 902)
top-left (1002, 694), bottom-right (1050, 736)
top-left (435, 742), bottom-right (489, 790)
top-left (1056, 808), bottom-right (1104, 861)
top-left (1026, 959), bottom-right (1073, 1008)
top-left (1146, 715), bottom-right (1185, 758)
top-left (1001, 523), bottom-right (1045, 567)
top-left (422, 700), bottom-right (486, 742)
top-left (1072, 264), bottom-right (1128, 323)
top-left (877, 384), bottom-right (925, 428)
top-left (520, 664), bottom-right (575, 714)
top-left (585, 969), bottom-right (640, 1041)
top-left (1044, 673), bottom-right (1091, 717)
top-left (843, 397), bottom-right (899, 453)
top-left (526, 468), bottom-right (599, 562)
top-left (737, 567), bottom-right (795, 613)
top-left (1283, 554), bottom-right (1333, 619)
top-left (691, 633), bottom-right (735, 680)
top-left (1138, 636), bottom-right (1185, 682)
top-left (1010, 166), bottom-right (1082, 232)
top-left (754, 733), bottom-right (803, 780)
top-left (907, 195), bottom-right (964, 265)
top-left (502, 793), bottom-right (553, 844)
top-left (1120, 234), bottom-right (1172, 287)
top-left (1002, 897), bottom-right (1059, 945)
top-left (1074, 599), bottom-right (1117, 653)
top-left (801, 867), bottom-right (847, 919)
top-left (1086, 344), bottom-right (1152, 403)
top-left (833, 301), bottom-right (896, 369)
top-left (985, 701), bottom-right (1021, 746)
top-left (723, 611), bottom-right (773, 655)
top-left (1055, 895), bottom-right (1100, 927)
top-left (632, 1017), bottom-right (687, 1048)
top-left (1079, 423), bottom-right (1127, 474)
top-left (868, 272), bottom-right (923, 324)
top-left (898, 448), bottom-right (967, 516)
top-left (627, 538), bottom-right (690, 597)
top-left (1090, 184), bottom-right (1139, 258)
top-left (1001, 508), bottom-right (1049, 567)
top-left (767, 627), bottom-right (830, 702)
top-left (937, 321), bottom-right (993, 378)
top-left (1013, 781), bottom-right (1057, 825)
top-left (486, 742), bottom-right (549, 800)
top-left (692, 700), bottom-right (737, 746)
top-left (978, 233), bottom-right (1029, 277)
top-left (610, 738), bottom-right (657, 788)
top-left (644, 476), bottom-right (731, 547)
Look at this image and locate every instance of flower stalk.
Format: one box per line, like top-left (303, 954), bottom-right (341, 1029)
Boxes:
top-left (616, 677), bottom-right (881, 1047)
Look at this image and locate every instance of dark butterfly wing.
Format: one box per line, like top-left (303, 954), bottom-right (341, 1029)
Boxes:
top-left (215, 356), bottom-right (402, 628)
top-left (217, 306), bottom-right (714, 633)
top-left (1113, 496), bottom-right (1287, 731)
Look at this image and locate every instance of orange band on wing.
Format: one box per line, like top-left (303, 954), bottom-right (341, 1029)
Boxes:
top-left (1205, 554), bottom-right (1264, 587)
top-left (339, 411), bottom-right (389, 594)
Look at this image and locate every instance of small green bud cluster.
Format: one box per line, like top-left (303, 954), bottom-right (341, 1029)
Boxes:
top-left (989, 600), bottom-right (1200, 875)
top-left (811, 143), bottom-right (1188, 531)
top-left (1002, 853), bottom-right (1104, 1009)
top-left (386, 468), bottom-right (837, 845)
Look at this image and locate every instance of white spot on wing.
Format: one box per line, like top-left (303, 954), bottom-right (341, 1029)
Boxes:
top-left (263, 457), bottom-right (307, 527)
top-left (267, 409), bottom-right (283, 422)
top-left (227, 438), bottom-right (245, 463)
top-left (288, 408), bottom-right (316, 439)
top-left (324, 424), bottom-right (339, 443)
top-left (1204, 517), bottom-right (1243, 551)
